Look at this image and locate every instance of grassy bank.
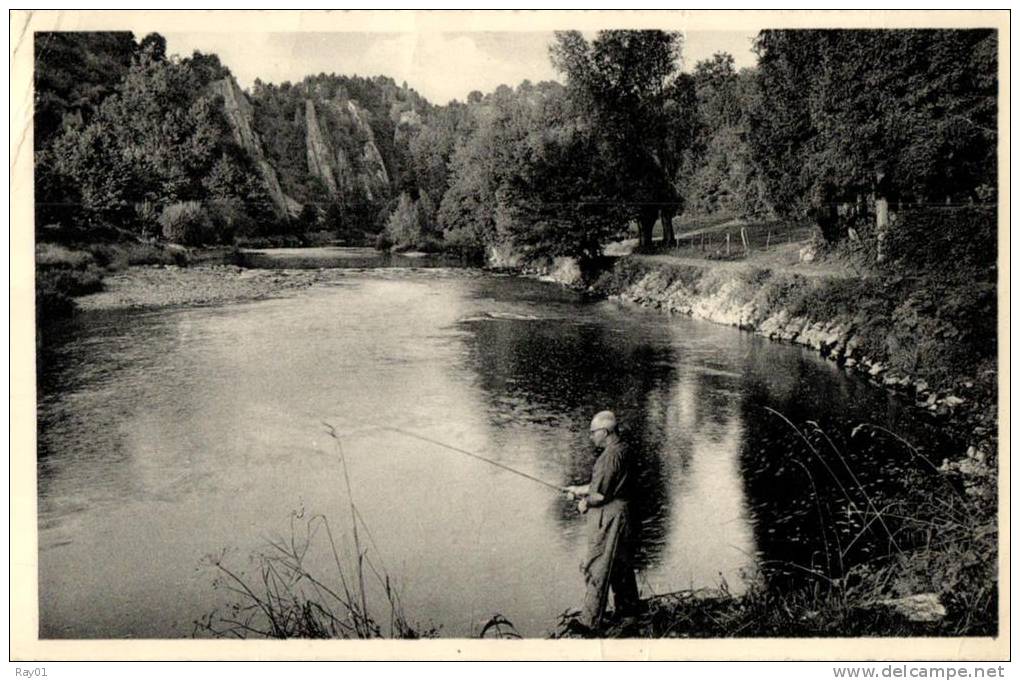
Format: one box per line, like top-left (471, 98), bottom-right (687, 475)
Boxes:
top-left (575, 213), bottom-right (998, 638)
top-left (565, 417), bottom-right (997, 638)
top-left (593, 257), bottom-right (996, 397)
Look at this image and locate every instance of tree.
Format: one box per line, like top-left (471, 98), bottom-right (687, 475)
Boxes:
top-left (33, 31), bottom-right (138, 151)
top-left (45, 121), bottom-right (133, 231)
top-left (138, 32), bottom-right (167, 61)
top-left (550, 30), bottom-right (694, 247)
top-left (747, 30), bottom-right (821, 220)
top-left (680, 55), bottom-right (772, 219)
top-left (502, 125), bottom-right (628, 261)
top-left (385, 192), bottom-right (422, 248)
top-left (749, 29), bottom-right (997, 235)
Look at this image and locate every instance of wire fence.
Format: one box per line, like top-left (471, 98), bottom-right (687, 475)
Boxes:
top-left (655, 220), bottom-right (818, 260)
top-left (652, 203), bottom-right (996, 261)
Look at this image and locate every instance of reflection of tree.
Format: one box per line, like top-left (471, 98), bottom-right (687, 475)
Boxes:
top-left (737, 342), bottom-right (958, 587)
top-left (37, 308), bottom-right (180, 512)
top-left (458, 310), bottom-right (677, 569)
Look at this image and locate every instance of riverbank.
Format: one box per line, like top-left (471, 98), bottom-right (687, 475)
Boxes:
top-left (37, 244), bottom-right (999, 638)
top-left (591, 256), bottom-right (996, 446)
top-left (555, 253), bottom-right (1000, 638)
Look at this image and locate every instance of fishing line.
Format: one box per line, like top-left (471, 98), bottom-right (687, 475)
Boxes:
top-left (378, 425), bottom-right (568, 493)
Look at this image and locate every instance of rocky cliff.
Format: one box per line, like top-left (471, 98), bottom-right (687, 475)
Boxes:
top-left (304, 100), bottom-right (336, 196)
top-left (305, 99), bottom-right (346, 198)
top-left (345, 100), bottom-right (391, 202)
top-left (210, 77), bottom-right (301, 218)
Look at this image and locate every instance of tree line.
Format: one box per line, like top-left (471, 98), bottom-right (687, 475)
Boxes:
top-left (34, 29), bottom-right (997, 261)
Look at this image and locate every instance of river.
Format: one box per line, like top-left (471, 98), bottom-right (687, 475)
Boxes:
top-left (36, 256), bottom-right (953, 638)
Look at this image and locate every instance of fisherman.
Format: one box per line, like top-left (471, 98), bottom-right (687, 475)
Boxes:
top-left (564, 410), bottom-right (640, 633)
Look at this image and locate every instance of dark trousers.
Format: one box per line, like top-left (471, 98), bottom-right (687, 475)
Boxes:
top-left (580, 500), bottom-right (639, 628)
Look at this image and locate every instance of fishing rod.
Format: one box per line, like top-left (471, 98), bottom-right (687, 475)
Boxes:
top-left (378, 425), bottom-right (569, 494)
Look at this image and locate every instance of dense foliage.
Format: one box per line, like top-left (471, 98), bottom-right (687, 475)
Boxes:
top-left (749, 29), bottom-right (997, 230)
top-left (35, 28), bottom-right (997, 262)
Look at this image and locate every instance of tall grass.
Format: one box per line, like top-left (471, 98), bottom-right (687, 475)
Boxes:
top-left (195, 424), bottom-right (436, 639)
top-left (197, 416), bottom-right (994, 639)
top-left (554, 412), bottom-right (996, 639)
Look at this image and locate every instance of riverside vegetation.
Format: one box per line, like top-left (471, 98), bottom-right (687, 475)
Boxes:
top-left (36, 28), bottom-right (999, 637)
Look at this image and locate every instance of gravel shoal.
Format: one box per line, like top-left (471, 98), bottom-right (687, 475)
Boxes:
top-left (76, 265), bottom-right (341, 311)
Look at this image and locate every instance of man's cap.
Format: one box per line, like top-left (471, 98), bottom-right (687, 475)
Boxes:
top-left (590, 410), bottom-right (617, 432)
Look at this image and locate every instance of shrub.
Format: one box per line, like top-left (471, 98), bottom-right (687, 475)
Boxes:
top-left (133, 201), bottom-right (160, 239)
top-left (159, 201), bottom-right (213, 246)
top-left (206, 199), bottom-right (241, 244)
top-left (87, 242), bottom-right (188, 270)
top-left (304, 230), bottom-right (337, 246)
top-left (374, 231), bottom-right (392, 252)
top-left (36, 243), bottom-right (104, 313)
top-left (441, 225), bottom-right (485, 260)
top-left (35, 243), bottom-right (95, 270)
top-left (38, 267), bottom-right (104, 297)
top-left (35, 262), bottom-right (104, 320)
top-left (883, 206), bottom-right (996, 280)
top-left (126, 242), bottom-right (189, 267)
top-left (385, 193), bottom-right (422, 249)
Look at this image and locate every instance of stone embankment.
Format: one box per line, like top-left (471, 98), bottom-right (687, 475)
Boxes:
top-left (591, 257), bottom-right (996, 489)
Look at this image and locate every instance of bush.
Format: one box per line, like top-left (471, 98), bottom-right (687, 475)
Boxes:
top-left (440, 225), bottom-right (485, 260)
top-left (36, 276), bottom-right (76, 319)
top-left (304, 230), bottom-right (337, 246)
top-left (159, 201), bottom-right (213, 246)
top-left (35, 261), bottom-right (104, 320)
top-left (374, 231), bottom-right (392, 252)
top-left (35, 243), bottom-right (95, 270)
top-left (884, 206), bottom-right (996, 280)
top-left (36, 242), bottom-right (104, 306)
top-left (87, 242), bottom-right (188, 270)
top-left (38, 266), bottom-right (103, 297)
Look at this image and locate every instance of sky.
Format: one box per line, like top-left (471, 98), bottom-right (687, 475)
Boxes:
top-left (160, 30), bottom-right (760, 104)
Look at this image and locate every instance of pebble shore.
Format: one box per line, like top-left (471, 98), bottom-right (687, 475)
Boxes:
top-left (76, 264), bottom-right (341, 311)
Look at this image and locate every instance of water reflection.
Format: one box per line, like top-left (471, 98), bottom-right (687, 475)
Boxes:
top-left (36, 268), bottom-right (954, 637)
top-left (457, 294), bottom-right (761, 593)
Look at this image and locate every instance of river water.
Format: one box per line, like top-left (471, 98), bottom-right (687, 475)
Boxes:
top-left (37, 260), bottom-right (953, 638)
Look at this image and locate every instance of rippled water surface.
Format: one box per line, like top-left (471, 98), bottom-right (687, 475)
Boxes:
top-left (37, 264), bottom-right (951, 637)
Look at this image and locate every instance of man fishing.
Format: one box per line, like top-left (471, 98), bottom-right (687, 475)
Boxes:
top-left (564, 410), bottom-right (640, 633)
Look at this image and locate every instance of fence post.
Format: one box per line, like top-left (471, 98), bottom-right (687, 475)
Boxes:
top-left (741, 227), bottom-right (749, 253)
top-left (726, 232), bottom-right (731, 256)
top-left (766, 230), bottom-right (771, 251)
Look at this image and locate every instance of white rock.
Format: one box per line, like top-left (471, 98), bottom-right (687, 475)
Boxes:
top-left (875, 594), bottom-right (946, 622)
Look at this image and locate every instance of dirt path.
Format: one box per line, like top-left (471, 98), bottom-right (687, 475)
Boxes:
top-left (610, 239), bottom-right (863, 279)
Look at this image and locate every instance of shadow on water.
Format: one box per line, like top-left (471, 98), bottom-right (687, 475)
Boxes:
top-left (34, 266), bottom-right (972, 636)
top-left (457, 278), bottom-right (963, 594)
top-left (734, 336), bottom-right (963, 589)
top-left (455, 296), bottom-right (679, 572)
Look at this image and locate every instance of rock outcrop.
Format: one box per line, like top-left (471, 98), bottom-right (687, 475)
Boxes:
top-left (305, 99), bottom-right (359, 200)
top-left (304, 99), bottom-right (339, 197)
top-left (345, 100), bottom-right (391, 201)
top-left (302, 98), bottom-right (391, 205)
top-left (210, 77), bottom-right (301, 218)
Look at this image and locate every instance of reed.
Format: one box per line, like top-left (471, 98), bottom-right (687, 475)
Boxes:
top-left (554, 411), bottom-right (996, 638)
top-left (195, 423), bottom-right (437, 639)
